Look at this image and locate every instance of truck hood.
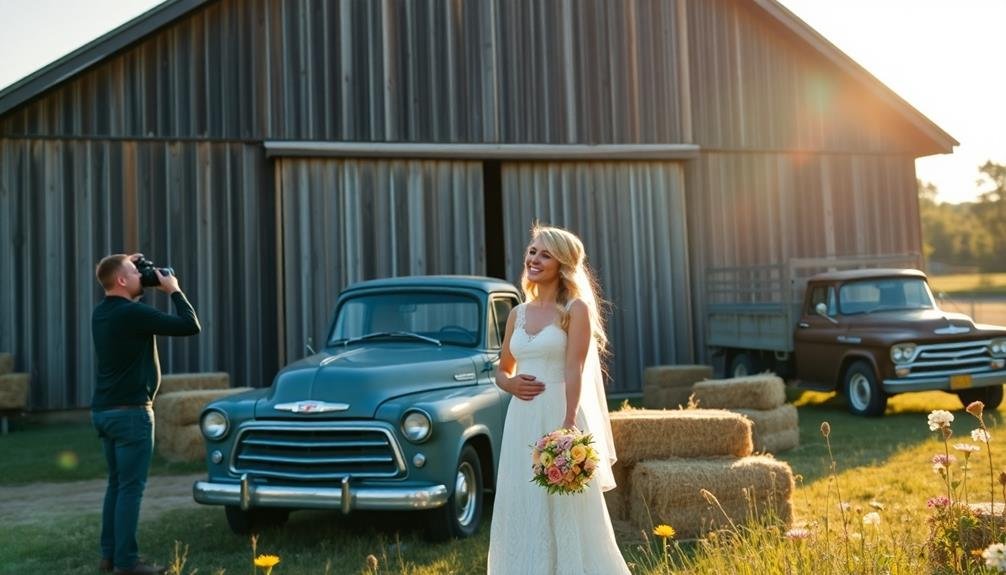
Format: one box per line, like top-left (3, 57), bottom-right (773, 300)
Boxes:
top-left (843, 308), bottom-right (1006, 342)
top-left (254, 344), bottom-right (480, 419)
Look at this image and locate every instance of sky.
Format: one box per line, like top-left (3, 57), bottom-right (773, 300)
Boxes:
top-left (0, 0), bottom-right (1002, 205)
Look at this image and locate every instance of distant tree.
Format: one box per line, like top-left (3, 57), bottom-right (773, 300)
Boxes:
top-left (975, 161), bottom-right (1006, 271)
top-left (918, 178), bottom-right (996, 271)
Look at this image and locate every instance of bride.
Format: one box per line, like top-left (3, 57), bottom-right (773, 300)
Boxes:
top-left (487, 224), bottom-right (630, 575)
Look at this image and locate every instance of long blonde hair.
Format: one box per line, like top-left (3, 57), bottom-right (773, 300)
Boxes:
top-left (521, 223), bottom-right (609, 357)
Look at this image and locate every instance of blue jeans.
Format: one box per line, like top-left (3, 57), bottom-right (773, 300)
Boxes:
top-left (92, 407), bottom-right (155, 571)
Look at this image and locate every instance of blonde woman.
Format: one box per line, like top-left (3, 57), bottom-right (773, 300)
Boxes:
top-left (487, 224), bottom-right (628, 574)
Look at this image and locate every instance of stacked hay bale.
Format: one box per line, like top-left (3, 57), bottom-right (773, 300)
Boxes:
top-left (604, 409), bottom-right (794, 539)
top-left (691, 374), bottom-right (799, 453)
top-left (153, 373), bottom-right (248, 462)
top-left (0, 353), bottom-right (30, 435)
top-left (642, 365), bottom-right (713, 409)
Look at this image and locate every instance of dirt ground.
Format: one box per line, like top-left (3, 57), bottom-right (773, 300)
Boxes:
top-left (1, 473), bottom-right (204, 526)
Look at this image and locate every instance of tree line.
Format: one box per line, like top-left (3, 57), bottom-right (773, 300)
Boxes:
top-left (919, 161), bottom-right (1006, 272)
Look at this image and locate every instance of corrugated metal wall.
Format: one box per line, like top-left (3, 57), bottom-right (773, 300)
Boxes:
top-left (686, 152), bottom-right (921, 357)
top-left (1, 0), bottom-right (688, 145)
top-left (276, 157), bottom-right (485, 365)
top-left (0, 139), bottom-right (279, 409)
top-left (501, 161), bottom-right (691, 392)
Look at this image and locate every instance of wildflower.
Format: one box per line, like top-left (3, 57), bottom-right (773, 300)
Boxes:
top-left (869, 500), bottom-right (885, 510)
top-left (862, 512), bottom-right (881, 526)
top-left (820, 421), bottom-right (831, 438)
top-left (954, 443), bottom-right (981, 456)
top-left (932, 453), bottom-right (957, 469)
top-left (972, 429), bottom-right (992, 443)
top-left (254, 554), bottom-right (281, 575)
top-left (366, 554), bottom-right (379, 571)
top-left (967, 401), bottom-right (985, 418)
top-left (652, 524), bottom-right (676, 539)
top-left (928, 410), bottom-right (954, 431)
top-left (983, 543), bottom-right (1006, 571)
top-left (927, 495), bottom-right (951, 509)
top-left (785, 527), bottom-right (811, 540)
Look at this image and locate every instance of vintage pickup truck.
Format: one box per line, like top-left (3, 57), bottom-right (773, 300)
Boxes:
top-left (706, 257), bottom-right (1006, 416)
top-left (193, 276), bottom-right (521, 539)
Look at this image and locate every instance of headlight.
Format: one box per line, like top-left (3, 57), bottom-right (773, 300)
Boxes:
top-left (401, 409), bottom-right (432, 443)
top-left (991, 338), bottom-right (1006, 358)
top-left (200, 409), bottom-right (229, 440)
top-left (890, 343), bottom-right (917, 364)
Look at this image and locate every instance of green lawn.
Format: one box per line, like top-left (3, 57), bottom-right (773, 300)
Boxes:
top-left (2, 390), bottom-right (1004, 574)
top-left (929, 272), bottom-right (1006, 296)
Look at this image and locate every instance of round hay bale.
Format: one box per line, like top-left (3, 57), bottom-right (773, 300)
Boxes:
top-left (156, 423), bottom-right (205, 463)
top-left (691, 374), bottom-right (786, 410)
top-left (0, 353), bottom-right (13, 376)
top-left (609, 409), bottom-right (753, 463)
top-left (733, 404), bottom-right (799, 453)
top-left (604, 461), bottom-right (633, 521)
top-left (159, 372), bottom-right (230, 395)
top-left (628, 456), bottom-right (794, 539)
top-left (155, 387), bottom-right (250, 426)
top-left (643, 386), bottom-right (695, 410)
top-left (0, 373), bottom-right (29, 409)
top-left (644, 365), bottom-right (714, 390)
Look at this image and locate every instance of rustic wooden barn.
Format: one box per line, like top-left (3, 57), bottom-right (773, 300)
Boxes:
top-left (0, 0), bottom-right (955, 409)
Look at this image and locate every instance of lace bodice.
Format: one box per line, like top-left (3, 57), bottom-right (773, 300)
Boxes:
top-left (510, 304), bottom-right (567, 385)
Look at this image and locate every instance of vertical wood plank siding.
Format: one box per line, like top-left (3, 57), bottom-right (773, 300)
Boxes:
top-left (0, 139), bottom-right (279, 409)
top-left (686, 152), bottom-right (921, 357)
top-left (1, 0), bottom-right (686, 145)
top-left (277, 158), bottom-right (485, 366)
top-left (501, 161), bottom-right (691, 392)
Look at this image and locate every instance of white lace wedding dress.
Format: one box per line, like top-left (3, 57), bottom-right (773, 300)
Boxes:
top-left (487, 304), bottom-right (630, 575)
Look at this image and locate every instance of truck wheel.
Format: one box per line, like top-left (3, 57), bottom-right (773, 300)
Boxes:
top-left (843, 361), bottom-right (887, 417)
top-left (729, 352), bottom-right (757, 378)
top-left (425, 444), bottom-right (484, 541)
top-left (224, 506), bottom-right (290, 535)
top-left (957, 385), bottom-right (1004, 410)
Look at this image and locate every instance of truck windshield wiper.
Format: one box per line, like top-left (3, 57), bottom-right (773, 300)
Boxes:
top-left (341, 331), bottom-right (442, 347)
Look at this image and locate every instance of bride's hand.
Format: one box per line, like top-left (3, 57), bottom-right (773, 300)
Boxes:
top-left (561, 417), bottom-right (577, 430)
top-left (508, 374), bottom-right (545, 401)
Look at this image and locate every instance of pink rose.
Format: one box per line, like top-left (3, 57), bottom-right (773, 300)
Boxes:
top-left (547, 466), bottom-right (563, 484)
top-left (584, 458), bottom-right (597, 471)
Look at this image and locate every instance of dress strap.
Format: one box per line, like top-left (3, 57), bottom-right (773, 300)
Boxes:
top-left (515, 303), bottom-right (526, 329)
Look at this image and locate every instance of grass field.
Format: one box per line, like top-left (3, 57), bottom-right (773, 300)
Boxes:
top-left (929, 273), bottom-right (1006, 296)
top-left (4, 390), bottom-right (1006, 574)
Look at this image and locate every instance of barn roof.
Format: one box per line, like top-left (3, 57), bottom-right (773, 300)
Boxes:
top-left (0, 0), bottom-right (958, 151)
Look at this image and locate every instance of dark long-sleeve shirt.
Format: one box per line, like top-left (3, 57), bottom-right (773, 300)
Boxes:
top-left (91, 292), bottom-right (201, 410)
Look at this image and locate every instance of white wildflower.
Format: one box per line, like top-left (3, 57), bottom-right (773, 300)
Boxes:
top-left (954, 443), bottom-right (981, 454)
top-left (928, 410), bottom-right (954, 431)
top-left (972, 428), bottom-right (992, 443)
top-left (983, 543), bottom-right (1006, 571)
top-left (862, 512), bottom-right (881, 526)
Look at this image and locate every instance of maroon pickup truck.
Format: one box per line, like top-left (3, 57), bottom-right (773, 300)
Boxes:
top-left (706, 263), bottom-right (1006, 416)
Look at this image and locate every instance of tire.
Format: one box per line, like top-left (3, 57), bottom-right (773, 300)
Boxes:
top-left (424, 444), bottom-right (484, 541)
top-left (843, 360), bottom-right (887, 417)
top-left (957, 385), bottom-right (1004, 410)
top-left (224, 506), bottom-right (290, 535)
top-left (728, 352), bottom-right (758, 378)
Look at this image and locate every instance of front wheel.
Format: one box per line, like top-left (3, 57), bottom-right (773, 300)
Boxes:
top-left (957, 385), bottom-right (1004, 410)
top-left (843, 360), bottom-right (887, 417)
top-left (728, 352), bottom-right (758, 378)
top-left (424, 444), bottom-right (484, 541)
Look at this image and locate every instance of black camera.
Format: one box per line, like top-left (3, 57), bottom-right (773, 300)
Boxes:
top-left (133, 256), bottom-right (175, 288)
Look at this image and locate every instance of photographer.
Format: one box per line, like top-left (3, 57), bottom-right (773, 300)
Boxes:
top-left (91, 253), bottom-right (201, 575)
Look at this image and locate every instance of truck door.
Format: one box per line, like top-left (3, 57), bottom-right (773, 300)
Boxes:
top-left (794, 284), bottom-right (845, 387)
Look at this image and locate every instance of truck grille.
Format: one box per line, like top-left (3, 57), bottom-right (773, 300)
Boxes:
top-left (905, 340), bottom-right (996, 378)
top-left (231, 422), bottom-right (406, 480)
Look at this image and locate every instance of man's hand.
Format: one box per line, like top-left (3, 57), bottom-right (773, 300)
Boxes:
top-left (507, 374), bottom-right (545, 401)
top-left (154, 269), bottom-right (180, 294)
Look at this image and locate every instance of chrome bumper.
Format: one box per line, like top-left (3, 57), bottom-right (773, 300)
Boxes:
top-left (883, 370), bottom-right (1006, 393)
top-left (193, 475), bottom-right (448, 513)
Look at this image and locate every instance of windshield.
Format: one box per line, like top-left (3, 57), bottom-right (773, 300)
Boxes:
top-left (330, 292), bottom-right (481, 347)
top-left (838, 277), bottom-right (936, 315)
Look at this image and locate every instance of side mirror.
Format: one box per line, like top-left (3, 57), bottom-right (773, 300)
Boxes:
top-left (305, 336), bottom-right (316, 356)
top-left (815, 303), bottom-right (839, 324)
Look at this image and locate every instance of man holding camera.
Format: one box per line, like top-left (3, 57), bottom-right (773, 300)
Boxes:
top-left (91, 254), bottom-right (201, 575)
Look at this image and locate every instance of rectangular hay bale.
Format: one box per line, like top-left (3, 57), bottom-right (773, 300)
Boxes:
top-left (0, 373), bottom-right (29, 409)
top-left (642, 386), bottom-right (694, 410)
top-left (692, 375), bottom-right (786, 410)
top-left (610, 409), bottom-right (753, 463)
top-left (733, 404), bottom-right (799, 453)
top-left (155, 387), bottom-right (250, 426)
top-left (156, 422), bottom-right (206, 463)
top-left (604, 461), bottom-right (633, 521)
top-left (643, 365), bottom-right (714, 390)
top-left (628, 456), bottom-right (794, 539)
top-left (0, 353), bottom-right (13, 376)
top-left (158, 372), bottom-right (230, 395)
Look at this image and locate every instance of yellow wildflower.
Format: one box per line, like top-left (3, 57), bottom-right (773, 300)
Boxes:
top-left (255, 554), bottom-right (281, 574)
top-left (653, 524), bottom-right (676, 539)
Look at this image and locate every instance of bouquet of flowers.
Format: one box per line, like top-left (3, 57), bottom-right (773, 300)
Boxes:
top-left (530, 427), bottom-right (600, 494)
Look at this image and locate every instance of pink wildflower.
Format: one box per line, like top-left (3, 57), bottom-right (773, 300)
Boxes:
top-left (927, 495), bottom-right (951, 509)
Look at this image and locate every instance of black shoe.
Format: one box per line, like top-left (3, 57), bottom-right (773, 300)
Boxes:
top-left (99, 558), bottom-right (113, 573)
top-left (113, 562), bottom-right (166, 575)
